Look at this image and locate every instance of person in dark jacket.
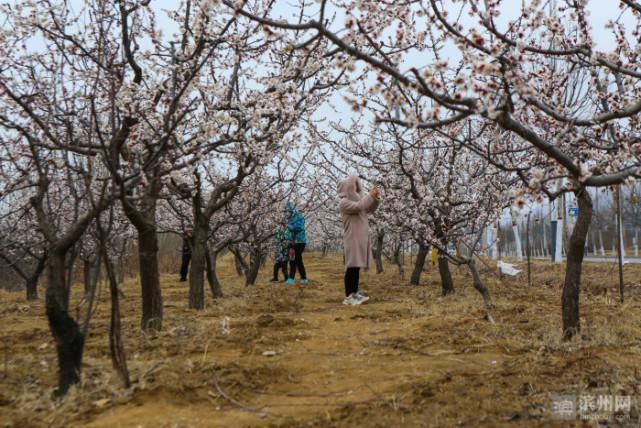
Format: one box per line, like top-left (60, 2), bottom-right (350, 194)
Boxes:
top-left (179, 234), bottom-right (192, 282)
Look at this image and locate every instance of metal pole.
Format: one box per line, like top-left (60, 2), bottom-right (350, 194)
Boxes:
top-left (526, 212), bottom-right (532, 287)
top-left (616, 185), bottom-right (624, 303)
top-left (497, 220), bottom-right (503, 279)
top-left (497, 220), bottom-right (501, 261)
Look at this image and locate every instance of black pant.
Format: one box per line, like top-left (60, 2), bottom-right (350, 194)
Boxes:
top-left (289, 243), bottom-right (307, 280)
top-left (272, 261), bottom-right (288, 280)
top-left (180, 239), bottom-right (191, 281)
top-left (344, 267), bottom-right (359, 296)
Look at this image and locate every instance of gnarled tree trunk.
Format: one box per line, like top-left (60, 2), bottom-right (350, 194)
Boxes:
top-left (391, 239), bottom-right (404, 279)
top-left (26, 277), bottom-right (39, 301)
top-left (562, 188), bottom-right (593, 340)
top-left (468, 260), bottom-right (494, 322)
top-left (188, 187), bottom-right (208, 309)
top-left (245, 249), bottom-right (262, 286)
top-left (64, 246), bottom-right (78, 309)
top-left (116, 238), bottom-right (128, 285)
top-left (26, 255), bottom-right (46, 301)
top-left (206, 248), bottom-right (223, 298)
top-left (374, 230), bottom-right (385, 274)
top-left (122, 192), bottom-right (163, 331)
top-left (188, 220), bottom-right (208, 309)
top-left (46, 250), bottom-right (85, 395)
top-left (233, 249), bottom-right (246, 276)
top-left (101, 247), bottom-right (131, 388)
top-left (137, 225), bottom-right (163, 330)
top-left (83, 256), bottom-right (101, 297)
top-left (438, 249), bottom-right (455, 295)
top-left (410, 242), bottom-right (429, 285)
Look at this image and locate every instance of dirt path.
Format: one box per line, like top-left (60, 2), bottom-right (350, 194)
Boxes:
top-left (2, 254), bottom-right (641, 427)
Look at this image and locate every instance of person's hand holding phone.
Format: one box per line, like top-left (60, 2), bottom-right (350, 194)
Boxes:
top-left (369, 186), bottom-right (381, 200)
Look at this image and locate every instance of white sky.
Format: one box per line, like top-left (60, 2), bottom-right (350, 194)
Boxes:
top-left (12, 0), bottom-right (635, 116)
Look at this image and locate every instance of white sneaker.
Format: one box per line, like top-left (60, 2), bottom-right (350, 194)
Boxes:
top-left (342, 293), bottom-right (360, 305)
top-left (354, 291), bottom-right (369, 303)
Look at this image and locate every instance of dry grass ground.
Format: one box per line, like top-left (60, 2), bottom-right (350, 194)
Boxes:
top-left (2, 253), bottom-right (641, 427)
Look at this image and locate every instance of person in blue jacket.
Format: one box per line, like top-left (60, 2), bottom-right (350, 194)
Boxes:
top-left (285, 203), bottom-right (307, 284)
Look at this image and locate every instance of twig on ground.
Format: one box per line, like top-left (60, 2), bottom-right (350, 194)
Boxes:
top-left (244, 385), bottom-right (354, 398)
top-left (201, 341), bottom-right (210, 366)
top-left (142, 362), bottom-right (165, 379)
top-left (212, 371), bottom-right (277, 417)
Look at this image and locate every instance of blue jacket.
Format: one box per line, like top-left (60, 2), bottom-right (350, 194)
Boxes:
top-left (286, 204), bottom-right (306, 244)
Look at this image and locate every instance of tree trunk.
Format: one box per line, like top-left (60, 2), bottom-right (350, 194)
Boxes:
top-left (245, 250), bottom-right (261, 286)
top-left (122, 191), bottom-right (163, 331)
top-left (468, 260), bottom-right (494, 323)
top-left (392, 240), bottom-right (401, 266)
top-left (26, 255), bottom-right (47, 301)
top-left (138, 227), bottom-right (163, 330)
top-left (83, 257), bottom-right (100, 296)
top-left (206, 249), bottom-right (223, 298)
top-left (117, 257), bottom-right (126, 284)
top-left (83, 259), bottom-right (92, 296)
top-left (116, 238), bottom-right (128, 284)
top-left (438, 249), bottom-right (455, 295)
top-left (64, 246), bottom-right (78, 309)
top-left (101, 247), bottom-right (131, 388)
top-left (26, 277), bottom-right (39, 301)
top-left (46, 250), bottom-right (85, 395)
top-left (562, 188), bottom-right (593, 341)
top-left (374, 230), bottom-right (385, 274)
top-left (233, 250), bottom-right (245, 276)
top-left (410, 243), bottom-right (429, 285)
top-left (188, 223), bottom-right (208, 310)
top-left (391, 239), bottom-right (404, 279)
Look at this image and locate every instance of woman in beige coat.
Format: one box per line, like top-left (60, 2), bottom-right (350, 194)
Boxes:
top-left (337, 175), bottom-right (381, 305)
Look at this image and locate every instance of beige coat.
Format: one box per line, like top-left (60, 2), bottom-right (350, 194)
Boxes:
top-left (337, 176), bottom-right (380, 269)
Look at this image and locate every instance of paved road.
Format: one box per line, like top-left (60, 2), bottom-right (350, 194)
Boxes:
top-left (532, 256), bottom-right (641, 264)
top-left (582, 256), bottom-right (641, 264)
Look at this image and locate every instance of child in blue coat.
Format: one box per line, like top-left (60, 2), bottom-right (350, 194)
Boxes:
top-left (271, 226), bottom-right (289, 282)
top-left (286, 203), bottom-right (308, 284)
